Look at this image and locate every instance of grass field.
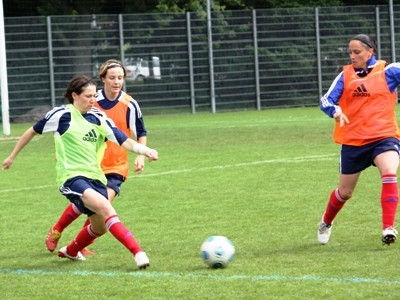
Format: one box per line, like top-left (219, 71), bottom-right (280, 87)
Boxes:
top-left (1, 106), bottom-right (400, 299)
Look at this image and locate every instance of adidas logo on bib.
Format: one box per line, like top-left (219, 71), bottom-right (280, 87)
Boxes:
top-left (83, 129), bottom-right (97, 142)
top-left (352, 83), bottom-right (370, 97)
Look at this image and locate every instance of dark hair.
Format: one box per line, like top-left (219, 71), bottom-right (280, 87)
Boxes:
top-left (351, 34), bottom-right (377, 53)
top-left (98, 59), bottom-right (127, 80)
top-left (63, 75), bottom-right (97, 104)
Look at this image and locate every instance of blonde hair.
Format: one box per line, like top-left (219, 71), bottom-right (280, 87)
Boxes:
top-left (98, 59), bottom-right (127, 80)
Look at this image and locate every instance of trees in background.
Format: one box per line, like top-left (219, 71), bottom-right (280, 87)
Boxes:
top-left (4, 0), bottom-right (391, 17)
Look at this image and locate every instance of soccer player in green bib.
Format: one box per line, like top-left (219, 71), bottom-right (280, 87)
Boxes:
top-left (2, 75), bottom-right (158, 269)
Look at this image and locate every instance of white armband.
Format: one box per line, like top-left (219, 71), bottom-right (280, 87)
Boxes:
top-left (133, 143), bottom-right (151, 155)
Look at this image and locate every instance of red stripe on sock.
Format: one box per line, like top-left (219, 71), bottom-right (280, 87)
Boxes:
top-left (54, 203), bottom-right (82, 232)
top-left (381, 174), bottom-right (398, 229)
top-left (106, 215), bottom-right (142, 255)
top-left (323, 188), bottom-right (347, 224)
top-left (67, 225), bottom-right (102, 256)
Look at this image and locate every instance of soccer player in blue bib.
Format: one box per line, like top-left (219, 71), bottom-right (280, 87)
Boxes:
top-left (2, 75), bottom-right (158, 269)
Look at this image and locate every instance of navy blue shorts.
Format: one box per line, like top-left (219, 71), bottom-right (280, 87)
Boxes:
top-left (340, 137), bottom-right (400, 174)
top-left (59, 176), bottom-right (109, 216)
top-left (105, 173), bottom-right (125, 196)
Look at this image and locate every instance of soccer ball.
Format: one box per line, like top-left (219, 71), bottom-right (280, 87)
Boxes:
top-left (200, 236), bottom-right (235, 268)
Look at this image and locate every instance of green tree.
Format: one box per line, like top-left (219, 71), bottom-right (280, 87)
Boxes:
top-left (4, 0), bottom-right (159, 16)
top-left (4, 0), bottom-right (392, 17)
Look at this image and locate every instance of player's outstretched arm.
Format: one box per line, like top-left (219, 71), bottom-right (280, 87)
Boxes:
top-left (121, 138), bottom-right (158, 162)
top-left (2, 127), bottom-right (38, 170)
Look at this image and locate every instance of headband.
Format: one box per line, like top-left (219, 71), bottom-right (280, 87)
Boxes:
top-left (352, 36), bottom-right (375, 50)
top-left (107, 62), bottom-right (121, 68)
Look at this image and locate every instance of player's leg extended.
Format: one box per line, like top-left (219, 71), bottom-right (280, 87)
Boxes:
top-left (78, 185), bottom-right (118, 255)
top-left (45, 203), bottom-right (82, 252)
top-left (60, 188), bottom-right (149, 268)
top-left (318, 173), bottom-right (359, 244)
top-left (374, 150), bottom-right (399, 245)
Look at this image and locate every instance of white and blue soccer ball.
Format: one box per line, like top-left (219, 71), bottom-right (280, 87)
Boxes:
top-left (200, 236), bottom-right (235, 268)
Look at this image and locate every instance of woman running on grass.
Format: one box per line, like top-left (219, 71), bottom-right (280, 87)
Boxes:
top-left (318, 34), bottom-right (400, 246)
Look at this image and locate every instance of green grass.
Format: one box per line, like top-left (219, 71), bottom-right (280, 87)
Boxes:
top-left (1, 106), bottom-right (400, 299)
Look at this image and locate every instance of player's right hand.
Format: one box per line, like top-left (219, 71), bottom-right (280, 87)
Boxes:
top-left (2, 157), bottom-right (13, 170)
top-left (333, 112), bottom-right (349, 127)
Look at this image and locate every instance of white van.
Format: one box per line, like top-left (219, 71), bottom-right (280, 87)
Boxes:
top-left (125, 56), bottom-right (161, 82)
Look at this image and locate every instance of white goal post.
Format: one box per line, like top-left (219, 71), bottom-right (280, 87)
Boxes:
top-left (0, 0), bottom-right (10, 136)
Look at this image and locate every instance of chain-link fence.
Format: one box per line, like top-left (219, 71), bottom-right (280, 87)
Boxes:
top-left (3, 5), bottom-right (400, 121)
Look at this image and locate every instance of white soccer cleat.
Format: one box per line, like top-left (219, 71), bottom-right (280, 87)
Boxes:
top-left (134, 251), bottom-right (150, 269)
top-left (58, 246), bottom-right (86, 261)
top-left (382, 227), bottom-right (398, 245)
top-left (318, 218), bottom-right (333, 245)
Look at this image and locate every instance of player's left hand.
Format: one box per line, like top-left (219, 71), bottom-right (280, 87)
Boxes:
top-left (134, 155), bottom-right (145, 173)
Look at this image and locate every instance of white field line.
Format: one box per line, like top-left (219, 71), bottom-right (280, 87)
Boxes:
top-left (0, 154), bottom-right (336, 194)
top-left (1, 268), bottom-right (399, 285)
top-left (139, 154), bottom-right (336, 177)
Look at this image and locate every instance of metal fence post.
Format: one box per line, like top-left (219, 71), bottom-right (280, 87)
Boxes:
top-left (252, 10), bottom-right (261, 110)
top-left (375, 6), bottom-right (381, 60)
top-left (47, 16), bottom-right (55, 108)
top-left (389, 0), bottom-right (395, 63)
top-left (207, 0), bottom-right (216, 113)
top-left (118, 14), bottom-right (126, 91)
top-left (187, 12), bottom-right (196, 114)
top-left (315, 8), bottom-right (322, 100)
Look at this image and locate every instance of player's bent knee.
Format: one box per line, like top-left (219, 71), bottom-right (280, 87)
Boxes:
top-left (341, 193), bottom-right (352, 201)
